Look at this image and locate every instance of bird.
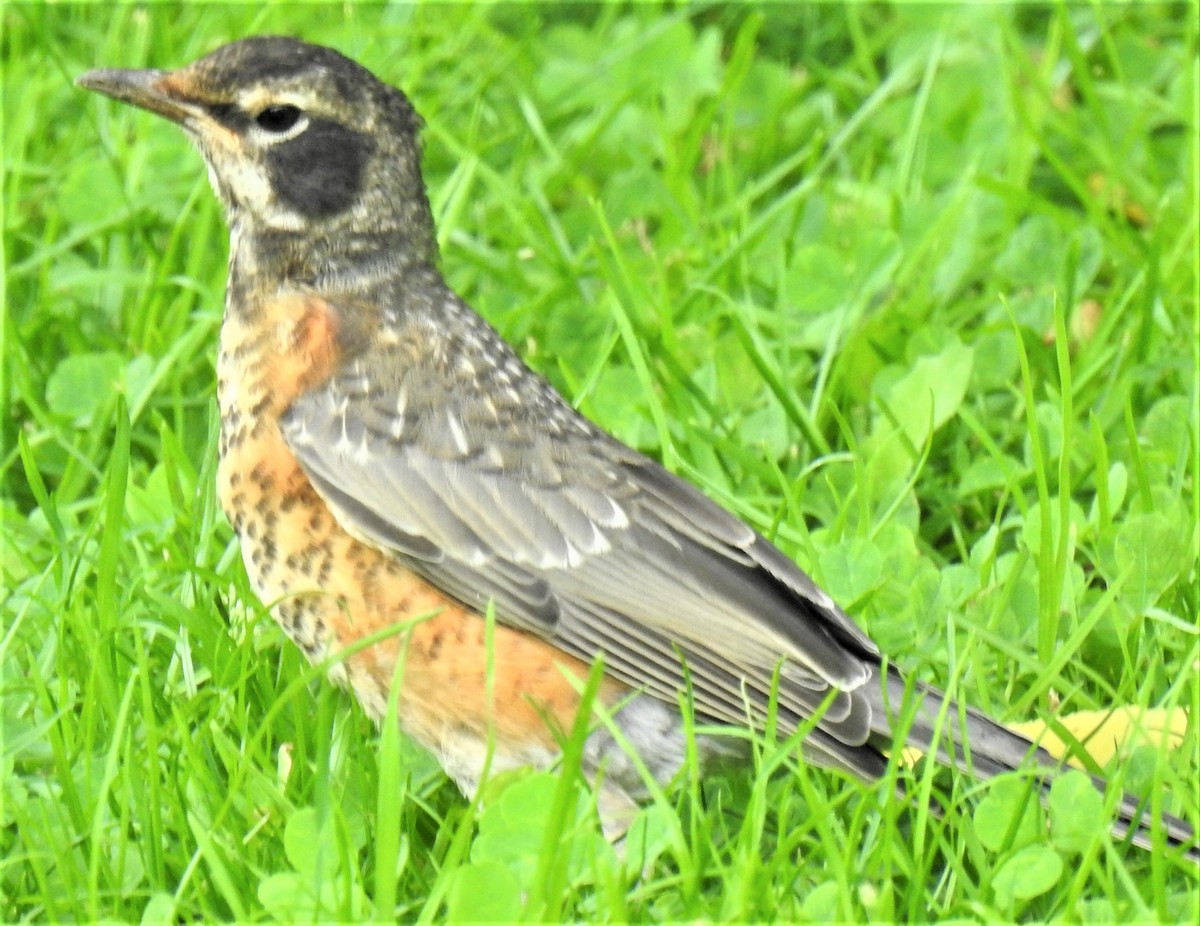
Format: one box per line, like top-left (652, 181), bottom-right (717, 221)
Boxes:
top-left (78, 35), bottom-right (1196, 862)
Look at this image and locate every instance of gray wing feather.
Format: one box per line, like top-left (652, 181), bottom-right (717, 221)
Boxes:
top-left (281, 311), bottom-right (885, 764)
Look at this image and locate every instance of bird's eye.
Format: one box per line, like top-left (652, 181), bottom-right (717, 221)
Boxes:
top-left (254, 105), bottom-right (302, 133)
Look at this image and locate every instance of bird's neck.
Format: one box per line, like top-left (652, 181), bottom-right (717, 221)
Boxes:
top-left (225, 210), bottom-right (438, 316)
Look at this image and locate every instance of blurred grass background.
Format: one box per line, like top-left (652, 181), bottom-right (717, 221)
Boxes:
top-left (2, 2), bottom-right (1197, 921)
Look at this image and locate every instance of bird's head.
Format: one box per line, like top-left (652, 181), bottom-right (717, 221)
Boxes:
top-left (78, 36), bottom-right (433, 249)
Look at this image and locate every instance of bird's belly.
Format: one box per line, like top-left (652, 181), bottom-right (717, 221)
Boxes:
top-left (212, 419), bottom-right (734, 826)
top-left (223, 420), bottom-right (614, 718)
top-left (213, 378), bottom-right (640, 806)
top-left (211, 299), bottom-right (698, 819)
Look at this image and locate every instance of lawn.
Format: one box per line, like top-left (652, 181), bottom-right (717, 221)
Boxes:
top-left (3, 2), bottom-right (1197, 921)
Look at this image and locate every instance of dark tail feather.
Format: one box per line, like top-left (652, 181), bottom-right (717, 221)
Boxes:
top-left (879, 669), bottom-right (1199, 864)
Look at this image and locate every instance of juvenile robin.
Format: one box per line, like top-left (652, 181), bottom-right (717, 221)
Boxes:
top-left (78, 36), bottom-right (1197, 860)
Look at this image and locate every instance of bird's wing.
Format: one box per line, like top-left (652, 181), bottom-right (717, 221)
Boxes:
top-left (281, 292), bottom-right (886, 772)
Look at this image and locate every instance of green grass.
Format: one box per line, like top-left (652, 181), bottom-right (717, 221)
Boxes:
top-left (3, 2), bottom-right (1198, 921)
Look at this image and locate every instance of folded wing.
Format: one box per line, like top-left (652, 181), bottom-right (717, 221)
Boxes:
top-left (281, 294), bottom-right (889, 775)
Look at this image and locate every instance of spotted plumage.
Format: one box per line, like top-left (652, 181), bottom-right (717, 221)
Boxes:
top-left (79, 36), bottom-right (1196, 858)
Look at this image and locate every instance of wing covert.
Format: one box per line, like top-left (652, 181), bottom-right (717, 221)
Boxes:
top-left (281, 294), bottom-right (884, 755)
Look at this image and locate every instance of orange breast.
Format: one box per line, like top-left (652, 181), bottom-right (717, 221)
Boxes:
top-left (213, 293), bottom-right (623, 783)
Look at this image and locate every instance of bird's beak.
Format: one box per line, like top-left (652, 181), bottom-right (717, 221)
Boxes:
top-left (77, 68), bottom-right (204, 125)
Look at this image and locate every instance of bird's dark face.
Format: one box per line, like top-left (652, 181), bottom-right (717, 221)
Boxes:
top-left (78, 36), bottom-right (425, 233)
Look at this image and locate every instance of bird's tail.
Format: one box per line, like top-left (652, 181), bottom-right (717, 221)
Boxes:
top-left (877, 668), bottom-right (1199, 863)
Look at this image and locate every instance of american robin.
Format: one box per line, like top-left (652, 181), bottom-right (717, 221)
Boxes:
top-left (78, 36), bottom-right (1196, 860)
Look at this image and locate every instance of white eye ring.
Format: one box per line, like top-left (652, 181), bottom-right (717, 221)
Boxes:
top-left (250, 105), bottom-right (309, 142)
